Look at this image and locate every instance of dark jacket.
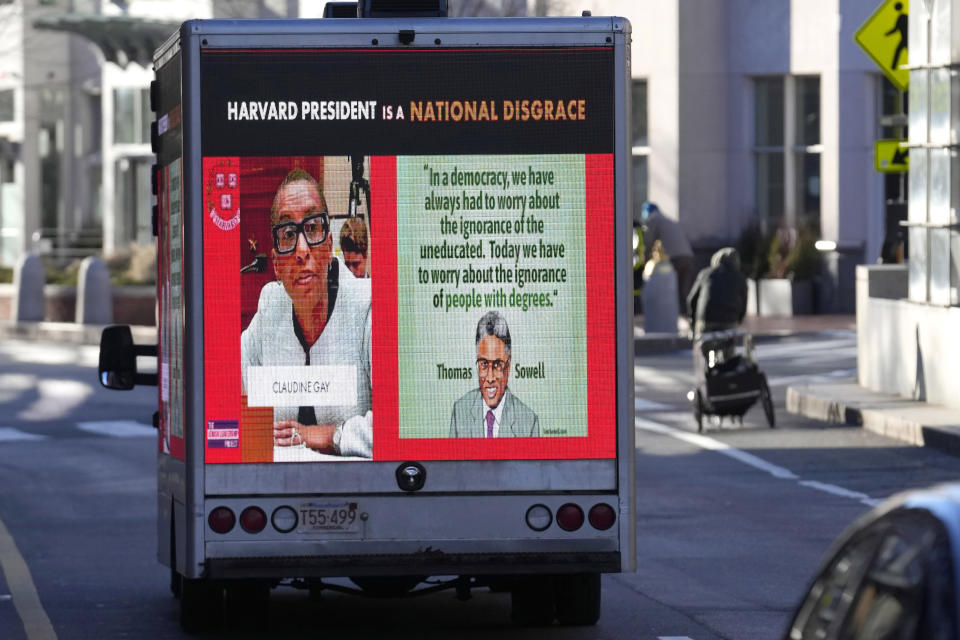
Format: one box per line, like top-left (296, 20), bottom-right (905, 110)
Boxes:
top-left (687, 248), bottom-right (747, 329)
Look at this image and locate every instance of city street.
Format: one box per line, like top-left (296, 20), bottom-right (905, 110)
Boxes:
top-left (2, 0), bottom-right (958, 639)
top-left (0, 331), bottom-right (958, 639)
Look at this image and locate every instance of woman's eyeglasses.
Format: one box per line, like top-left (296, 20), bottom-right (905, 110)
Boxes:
top-left (272, 212), bottom-right (330, 254)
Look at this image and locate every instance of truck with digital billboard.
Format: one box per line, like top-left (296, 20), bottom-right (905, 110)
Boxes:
top-left (99, 8), bottom-right (635, 631)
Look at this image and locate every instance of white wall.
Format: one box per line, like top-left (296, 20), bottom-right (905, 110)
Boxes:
top-left (0, 2), bottom-right (24, 267)
top-left (628, 1), bottom-right (680, 224)
top-left (858, 267), bottom-right (960, 410)
top-left (677, 1), bottom-right (735, 244)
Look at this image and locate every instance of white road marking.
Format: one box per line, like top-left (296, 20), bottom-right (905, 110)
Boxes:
top-left (76, 421), bottom-right (154, 438)
top-left (658, 636), bottom-right (694, 640)
top-left (0, 341), bottom-right (100, 367)
top-left (17, 379), bottom-right (94, 422)
top-left (636, 417), bottom-right (881, 507)
top-left (637, 418), bottom-right (798, 479)
top-left (635, 398), bottom-right (675, 411)
top-left (0, 514), bottom-right (57, 639)
top-left (0, 428), bottom-right (46, 442)
top-left (0, 374), bottom-right (36, 404)
top-left (634, 366), bottom-right (690, 390)
top-left (799, 480), bottom-right (881, 507)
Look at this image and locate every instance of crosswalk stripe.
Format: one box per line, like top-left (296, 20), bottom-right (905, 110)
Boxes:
top-left (76, 421), bottom-right (154, 438)
top-left (635, 398), bottom-right (674, 411)
top-left (0, 428), bottom-right (46, 442)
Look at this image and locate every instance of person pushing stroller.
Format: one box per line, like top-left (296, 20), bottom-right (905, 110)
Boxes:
top-left (686, 248), bottom-right (774, 431)
top-left (686, 247), bottom-right (747, 337)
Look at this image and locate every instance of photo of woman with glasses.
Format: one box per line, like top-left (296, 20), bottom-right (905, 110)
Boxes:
top-left (449, 310), bottom-right (540, 438)
top-left (240, 165), bottom-right (372, 459)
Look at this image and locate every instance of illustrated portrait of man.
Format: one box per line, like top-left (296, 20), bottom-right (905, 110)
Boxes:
top-left (339, 217), bottom-right (369, 279)
top-left (449, 310), bottom-right (540, 438)
top-left (241, 167), bottom-right (372, 458)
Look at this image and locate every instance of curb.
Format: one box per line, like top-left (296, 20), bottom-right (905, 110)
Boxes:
top-left (787, 382), bottom-right (960, 458)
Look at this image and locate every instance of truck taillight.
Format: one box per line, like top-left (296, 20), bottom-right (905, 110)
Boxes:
top-left (208, 507), bottom-right (236, 534)
top-left (588, 503), bottom-right (616, 530)
top-left (525, 504), bottom-right (552, 531)
top-left (271, 506), bottom-right (297, 533)
top-left (240, 507), bottom-right (267, 533)
top-left (556, 503), bottom-right (584, 531)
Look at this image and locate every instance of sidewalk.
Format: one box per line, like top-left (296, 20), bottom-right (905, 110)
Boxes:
top-left (0, 320), bottom-right (157, 345)
top-left (787, 379), bottom-right (960, 457)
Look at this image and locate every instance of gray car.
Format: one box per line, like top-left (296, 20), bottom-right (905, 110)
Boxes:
top-left (785, 483), bottom-right (960, 639)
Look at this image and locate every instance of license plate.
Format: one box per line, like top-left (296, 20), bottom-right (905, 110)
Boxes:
top-left (297, 502), bottom-right (360, 534)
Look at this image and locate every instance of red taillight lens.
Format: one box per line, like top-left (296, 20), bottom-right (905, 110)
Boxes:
top-left (208, 506), bottom-right (236, 534)
top-left (556, 503), bottom-right (584, 531)
top-left (588, 503), bottom-right (617, 530)
top-left (240, 506), bottom-right (267, 533)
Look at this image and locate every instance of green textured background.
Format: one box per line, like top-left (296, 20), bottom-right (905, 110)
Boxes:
top-left (396, 155), bottom-right (588, 439)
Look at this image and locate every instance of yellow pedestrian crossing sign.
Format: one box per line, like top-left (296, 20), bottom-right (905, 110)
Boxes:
top-left (855, 0), bottom-right (909, 91)
top-left (875, 139), bottom-right (909, 173)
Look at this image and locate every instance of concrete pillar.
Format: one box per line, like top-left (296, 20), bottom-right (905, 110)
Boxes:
top-left (642, 264), bottom-right (679, 334)
top-left (12, 252), bottom-right (44, 322)
top-left (76, 256), bottom-right (113, 325)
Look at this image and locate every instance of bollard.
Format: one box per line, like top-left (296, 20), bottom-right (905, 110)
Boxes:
top-left (12, 253), bottom-right (44, 323)
top-left (76, 256), bottom-right (114, 325)
top-left (642, 262), bottom-right (679, 334)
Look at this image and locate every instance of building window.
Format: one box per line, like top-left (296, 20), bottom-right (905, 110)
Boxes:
top-left (113, 87), bottom-right (150, 144)
top-left (753, 75), bottom-right (821, 234)
top-left (754, 77), bottom-right (784, 233)
top-left (631, 79), bottom-right (649, 217)
top-left (877, 76), bottom-right (908, 263)
top-left (794, 76), bottom-right (821, 233)
top-left (0, 89), bottom-right (13, 122)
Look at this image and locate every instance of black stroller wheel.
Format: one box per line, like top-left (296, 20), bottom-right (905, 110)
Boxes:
top-left (759, 375), bottom-right (775, 428)
top-left (693, 389), bottom-right (704, 433)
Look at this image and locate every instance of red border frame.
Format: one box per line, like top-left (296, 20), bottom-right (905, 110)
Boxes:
top-left (372, 154), bottom-right (616, 461)
top-left (203, 154), bottom-right (616, 463)
top-left (203, 157), bottom-right (242, 463)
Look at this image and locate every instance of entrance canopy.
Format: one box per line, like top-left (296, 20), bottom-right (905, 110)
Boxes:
top-left (33, 15), bottom-right (179, 67)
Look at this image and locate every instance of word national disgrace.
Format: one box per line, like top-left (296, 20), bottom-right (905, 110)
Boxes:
top-left (226, 100), bottom-right (377, 121)
top-left (410, 99), bottom-right (586, 122)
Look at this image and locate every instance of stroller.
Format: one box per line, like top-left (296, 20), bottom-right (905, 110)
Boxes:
top-left (689, 329), bottom-right (774, 432)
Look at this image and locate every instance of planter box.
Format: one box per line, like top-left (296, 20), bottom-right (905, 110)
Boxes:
top-left (758, 278), bottom-right (813, 316)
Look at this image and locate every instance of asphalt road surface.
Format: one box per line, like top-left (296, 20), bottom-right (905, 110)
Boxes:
top-left (0, 331), bottom-right (958, 639)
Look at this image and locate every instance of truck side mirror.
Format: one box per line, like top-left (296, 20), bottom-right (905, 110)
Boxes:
top-left (99, 325), bottom-right (158, 389)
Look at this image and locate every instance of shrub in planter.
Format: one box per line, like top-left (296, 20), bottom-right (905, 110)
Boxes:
top-left (760, 227), bottom-right (822, 316)
top-left (767, 226), bottom-right (821, 281)
top-left (735, 221), bottom-right (770, 280)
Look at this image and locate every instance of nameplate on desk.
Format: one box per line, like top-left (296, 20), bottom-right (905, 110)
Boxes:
top-left (246, 365), bottom-right (357, 407)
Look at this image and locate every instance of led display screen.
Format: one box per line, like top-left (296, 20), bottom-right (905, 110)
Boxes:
top-left (200, 47), bottom-right (616, 462)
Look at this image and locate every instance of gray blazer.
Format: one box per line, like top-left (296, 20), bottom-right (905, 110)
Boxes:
top-left (449, 388), bottom-right (540, 438)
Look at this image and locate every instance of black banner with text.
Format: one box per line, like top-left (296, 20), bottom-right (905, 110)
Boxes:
top-left (200, 47), bottom-right (614, 156)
